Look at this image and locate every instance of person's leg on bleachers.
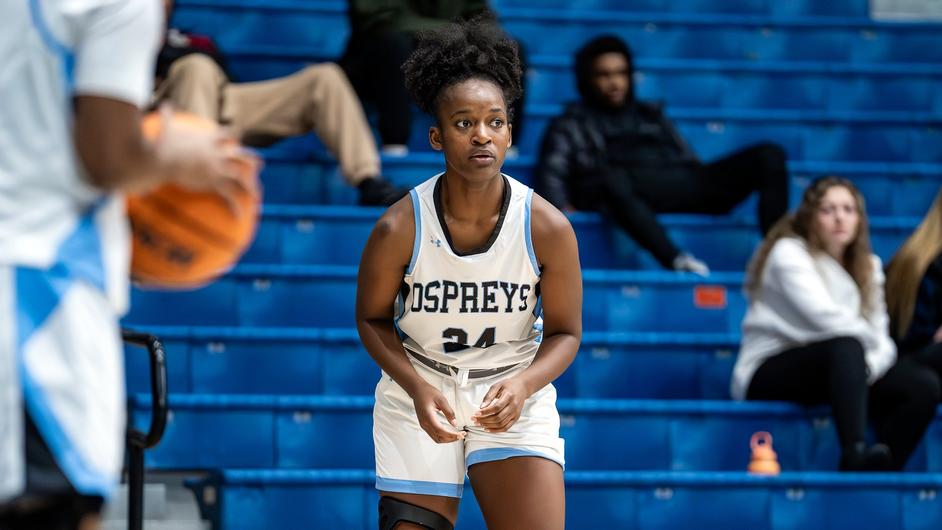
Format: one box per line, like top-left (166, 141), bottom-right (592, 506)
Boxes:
top-left (222, 63), bottom-right (405, 205)
top-left (153, 53), bottom-right (228, 121)
top-left (573, 175), bottom-right (684, 270)
top-left (868, 360), bottom-right (941, 470)
top-left (700, 142), bottom-right (789, 234)
top-left (903, 341), bottom-right (942, 376)
top-left (340, 31), bottom-right (413, 150)
top-left (746, 337), bottom-right (880, 469)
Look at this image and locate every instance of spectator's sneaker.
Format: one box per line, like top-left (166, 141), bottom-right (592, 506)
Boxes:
top-left (839, 442), bottom-right (893, 472)
top-left (358, 177), bottom-right (408, 206)
top-left (672, 253), bottom-right (710, 276)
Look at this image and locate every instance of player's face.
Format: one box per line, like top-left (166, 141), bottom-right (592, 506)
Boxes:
top-left (591, 52), bottom-right (630, 108)
top-left (430, 78), bottom-right (512, 184)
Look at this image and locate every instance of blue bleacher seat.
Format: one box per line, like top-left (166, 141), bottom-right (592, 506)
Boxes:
top-left (134, 395), bottom-right (942, 474)
top-left (238, 206), bottom-right (918, 271)
top-left (126, 267), bottom-right (748, 333)
top-left (493, 0), bottom-right (870, 18)
top-left (172, 2), bottom-right (347, 60)
top-left (124, 326), bottom-right (740, 399)
top-left (183, 468), bottom-right (942, 529)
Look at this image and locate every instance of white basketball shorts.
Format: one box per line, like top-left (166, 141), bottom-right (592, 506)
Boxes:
top-left (0, 265), bottom-right (125, 503)
top-left (373, 357), bottom-right (565, 497)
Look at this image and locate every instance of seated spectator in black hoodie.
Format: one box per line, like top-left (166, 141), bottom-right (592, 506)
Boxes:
top-left (534, 35), bottom-right (789, 274)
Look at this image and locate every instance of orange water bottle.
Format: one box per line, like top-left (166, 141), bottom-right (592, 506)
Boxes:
top-left (748, 431), bottom-right (781, 476)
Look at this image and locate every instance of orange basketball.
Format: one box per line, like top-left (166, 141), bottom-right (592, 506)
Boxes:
top-left (127, 111), bottom-right (261, 289)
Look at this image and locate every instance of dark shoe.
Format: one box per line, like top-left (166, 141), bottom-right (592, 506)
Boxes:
top-left (358, 177), bottom-right (408, 206)
top-left (839, 442), bottom-right (893, 472)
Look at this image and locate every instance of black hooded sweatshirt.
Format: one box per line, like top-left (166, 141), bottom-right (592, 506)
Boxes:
top-left (534, 36), bottom-right (699, 209)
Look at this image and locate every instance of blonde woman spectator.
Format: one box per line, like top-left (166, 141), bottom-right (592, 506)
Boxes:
top-left (887, 189), bottom-right (942, 374)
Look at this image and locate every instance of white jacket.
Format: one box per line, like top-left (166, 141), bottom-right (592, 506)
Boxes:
top-left (731, 237), bottom-right (896, 400)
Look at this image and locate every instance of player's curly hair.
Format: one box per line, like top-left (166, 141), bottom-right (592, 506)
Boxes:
top-left (402, 15), bottom-right (523, 120)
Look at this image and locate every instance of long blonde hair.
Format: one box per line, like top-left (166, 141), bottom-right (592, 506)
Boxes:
top-left (746, 176), bottom-right (874, 312)
top-left (886, 188), bottom-right (942, 339)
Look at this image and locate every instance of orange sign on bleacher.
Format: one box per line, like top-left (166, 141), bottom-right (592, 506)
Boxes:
top-left (694, 285), bottom-right (727, 309)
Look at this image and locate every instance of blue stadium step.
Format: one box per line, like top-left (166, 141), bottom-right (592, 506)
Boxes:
top-left (464, 105), bottom-right (942, 162)
top-left (242, 204), bottom-right (918, 270)
top-left (171, 2), bottom-right (942, 66)
top-left (124, 267), bottom-right (748, 333)
top-left (128, 394), bottom-right (942, 473)
top-left (528, 56), bottom-right (942, 112)
top-left (250, 104), bottom-right (942, 166)
top-left (260, 149), bottom-right (942, 218)
top-left (185, 469), bottom-right (942, 530)
top-left (124, 326), bottom-right (738, 399)
top-left (492, 0), bottom-right (873, 18)
top-left (501, 9), bottom-right (942, 63)
top-left (171, 0), bottom-right (348, 59)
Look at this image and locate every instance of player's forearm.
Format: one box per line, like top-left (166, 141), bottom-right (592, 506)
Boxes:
top-left (515, 332), bottom-right (580, 397)
top-left (74, 96), bottom-right (168, 192)
top-left (82, 136), bottom-right (166, 192)
top-left (356, 318), bottom-right (429, 397)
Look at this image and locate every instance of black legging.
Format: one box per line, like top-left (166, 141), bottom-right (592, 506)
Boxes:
top-left (340, 30), bottom-right (528, 147)
top-left (901, 341), bottom-right (942, 375)
top-left (575, 142), bottom-right (789, 268)
top-left (747, 336), bottom-right (941, 470)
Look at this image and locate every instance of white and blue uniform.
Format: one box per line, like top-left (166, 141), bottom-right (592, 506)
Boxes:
top-left (373, 173), bottom-right (564, 498)
top-left (0, 0), bottom-right (161, 502)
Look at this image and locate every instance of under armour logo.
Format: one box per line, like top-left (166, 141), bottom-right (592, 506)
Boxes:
top-left (431, 238), bottom-right (442, 247)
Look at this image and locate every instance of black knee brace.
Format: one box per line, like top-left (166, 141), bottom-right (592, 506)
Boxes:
top-left (378, 496), bottom-right (454, 530)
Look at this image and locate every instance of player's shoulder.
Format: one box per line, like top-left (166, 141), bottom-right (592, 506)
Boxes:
top-left (528, 191), bottom-right (574, 239)
top-left (370, 191), bottom-right (417, 247)
top-left (527, 190), bottom-right (577, 268)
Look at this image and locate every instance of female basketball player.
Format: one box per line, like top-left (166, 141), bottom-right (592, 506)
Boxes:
top-left (356, 18), bottom-right (582, 530)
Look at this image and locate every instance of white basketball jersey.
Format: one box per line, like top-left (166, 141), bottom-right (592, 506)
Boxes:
top-left (397, 174), bottom-right (543, 370)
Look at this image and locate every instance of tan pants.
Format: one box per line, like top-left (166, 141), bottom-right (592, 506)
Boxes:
top-left (154, 54), bottom-right (381, 185)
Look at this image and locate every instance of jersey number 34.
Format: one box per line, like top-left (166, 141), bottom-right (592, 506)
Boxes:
top-left (443, 327), bottom-right (496, 353)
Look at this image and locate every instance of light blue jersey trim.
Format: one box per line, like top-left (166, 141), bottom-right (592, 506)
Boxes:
top-left (466, 447), bottom-right (564, 470)
top-left (12, 205), bottom-right (112, 498)
top-left (376, 476), bottom-right (463, 498)
top-left (407, 189), bottom-right (422, 275)
top-left (524, 190), bottom-right (540, 277)
top-left (57, 201), bottom-right (107, 291)
top-left (29, 0), bottom-right (76, 92)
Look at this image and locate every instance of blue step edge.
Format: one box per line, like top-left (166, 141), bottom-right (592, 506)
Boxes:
top-left (131, 393), bottom-right (942, 419)
top-left (498, 7), bottom-right (942, 29)
top-left (531, 55), bottom-right (942, 76)
top-left (187, 468), bottom-right (942, 488)
top-left (122, 325), bottom-right (739, 347)
top-left (256, 204), bottom-right (926, 231)
top-left (127, 263), bottom-right (747, 284)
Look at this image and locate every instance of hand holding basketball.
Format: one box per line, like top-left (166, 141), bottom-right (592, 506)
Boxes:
top-left (150, 104), bottom-right (260, 214)
top-left (127, 109), bottom-right (262, 289)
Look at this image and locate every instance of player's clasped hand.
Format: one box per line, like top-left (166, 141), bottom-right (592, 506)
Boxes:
top-left (471, 377), bottom-right (528, 433)
top-left (412, 384), bottom-right (467, 444)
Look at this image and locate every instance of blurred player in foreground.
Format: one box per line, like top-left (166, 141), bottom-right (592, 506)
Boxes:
top-left (0, 1), bottom-right (251, 528)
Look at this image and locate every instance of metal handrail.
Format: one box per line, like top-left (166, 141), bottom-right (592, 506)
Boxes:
top-left (122, 330), bottom-right (169, 530)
